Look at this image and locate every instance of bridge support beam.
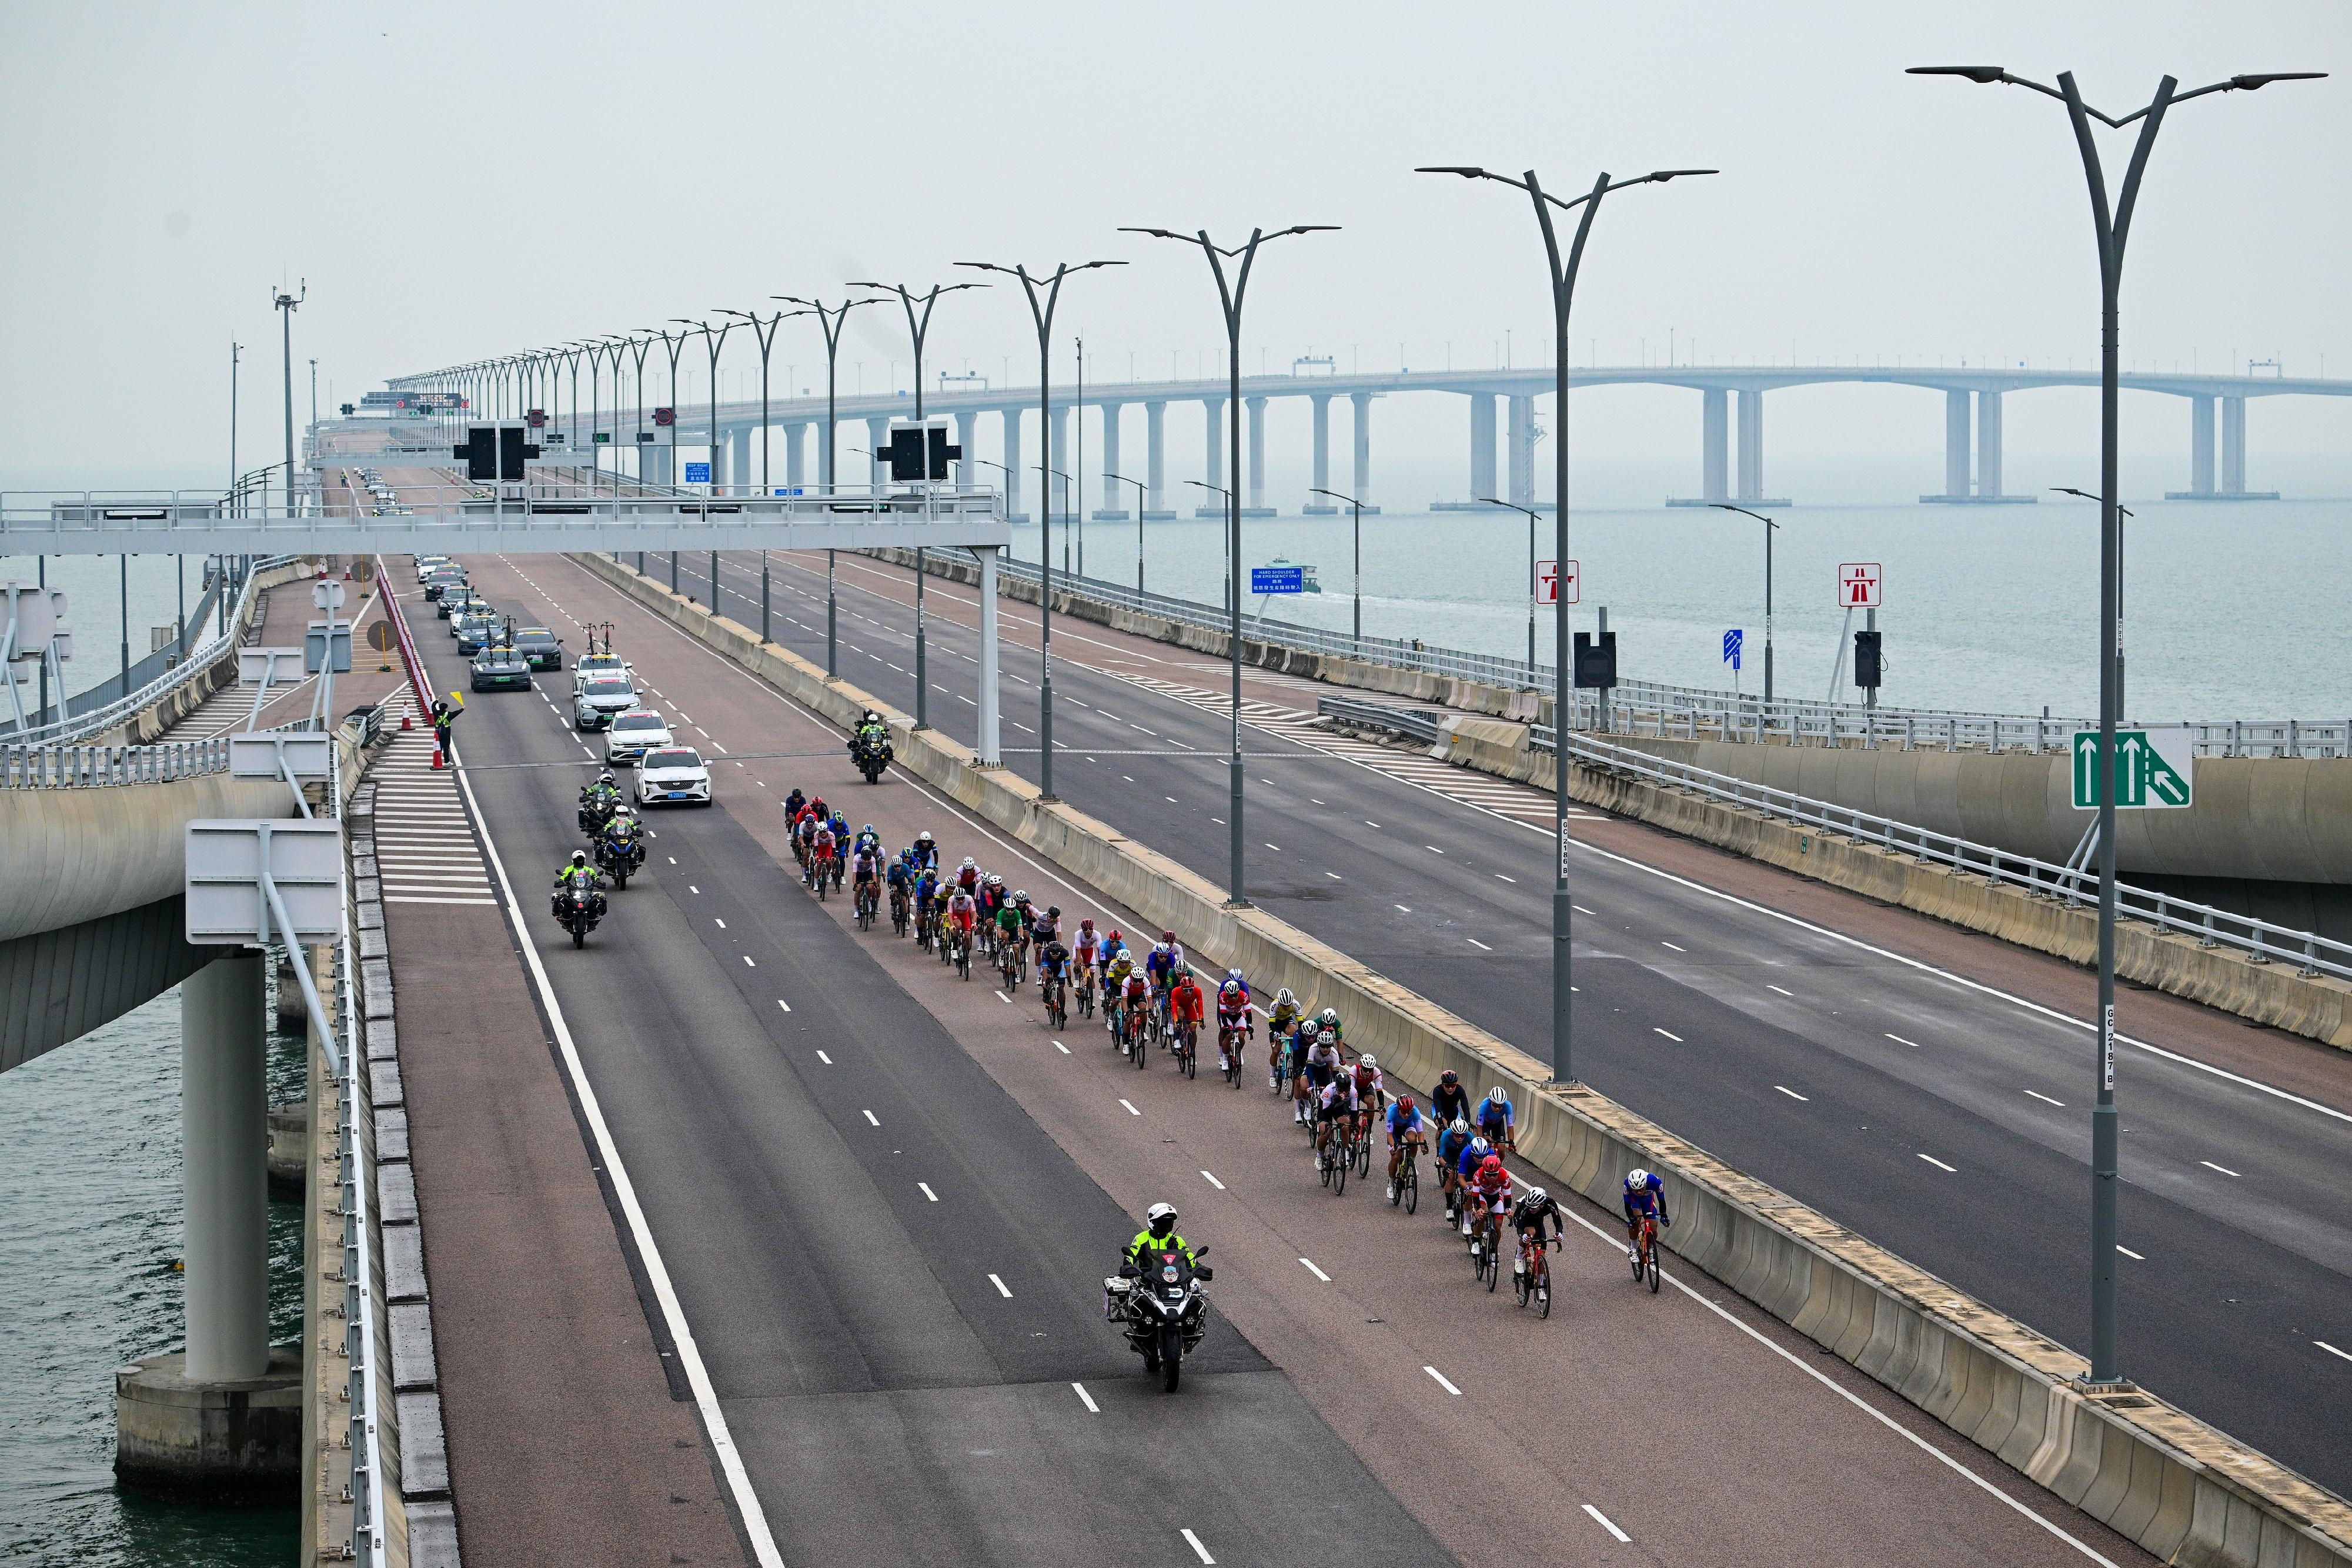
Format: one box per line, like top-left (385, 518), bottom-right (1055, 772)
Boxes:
top-left (1145, 400), bottom-right (1168, 518)
top-left (1304, 394), bottom-right (1335, 512)
top-left (954, 412), bottom-right (981, 491)
top-left (1976, 390), bottom-right (2004, 500)
top-left (1002, 408), bottom-right (1023, 523)
top-left (974, 544), bottom-right (1001, 765)
top-left (1246, 396), bottom-right (1268, 514)
top-left (730, 427), bottom-right (754, 492)
top-left (1702, 389), bottom-right (1728, 503)
top-left (1507, 394), bottom-right (1535, 508)
top-left (1351, 392), bottom-right (1376, 513)
top-left (1200, 397), bottom-right (1225, 516)
top-left (1945, 390), bottom-right (1971, 498)
top-left (1095, 402), bottom-right (1125, 518)
top-left (1469, 393), bottom-right (1497, 503)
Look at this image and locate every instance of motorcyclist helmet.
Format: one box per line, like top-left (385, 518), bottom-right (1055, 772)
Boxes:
top-left (1144, 1202), bottom-right (1179, 1240)
top-left (598, 770), bottom-right (615, 785)
top-left (570, 850), bottom-right (587, 866)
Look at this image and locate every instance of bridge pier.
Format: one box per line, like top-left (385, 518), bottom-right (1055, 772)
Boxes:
top-left (1246, 396), bottom-right (1269, 516)
top-left (1468, 393), bottom-right (1496, 505)
top-left (1002, 408), bottom-right (1024, 523)
top-left (1920, 388), bottom-right (2032, 502)
top-left (2191, 395), bottom-right (2215, 494)
top-left (1095, 403), bottom-right (1127, 519)
top-left (730, 427), bottom-right (754, 492)
top-left (1198, 396), bottom-right (1225, 517)
top-left (1507, 394), bottom-right (1536, 508)
top-left (973, 545), bottom-right (1001, 765)
top-left (1976, 390), bottom-right (2004, 499)
top-left (867, 416), bottom-right (891, 497)
top-left (1944, 390), bottom-right (1970, 497)
top-left (954, 412), bottom-right (981, 491)
top-left (116, 950), bottom-right (299, 1499)
top-left (1703, 389), bottom-right (1728, 503)
top-left (1303, 394), bottom-right (1336, 513)
top-left (1351, 392), bottom-right (1378, 514)
top-left (784, 423), bottom-right (808, 491)
top-left (1144, 400), bottom-right (1171, 519)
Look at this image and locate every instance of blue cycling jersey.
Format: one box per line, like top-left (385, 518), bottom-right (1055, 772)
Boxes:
top-left (1623, 1171), bottom-right (1666, 1215)
top-left (1435, 1128), bottom-right (1469, 1168)
top-left (1475, 1097), bottom-right (1514, 1130)
top-left (1457, 1144), bottom-right (1496, 1179)
top-left (1386, 1104), bottom-right (1424, 1139)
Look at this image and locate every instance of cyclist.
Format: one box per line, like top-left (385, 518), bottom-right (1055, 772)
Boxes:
top-left (1219, 968), bottom-right (1250, 1014)
top-left (1384, 1094), bottom-right (1427, 1202)
top-left (1349, 1052), bottom-right (1386, 1123)
top-left (854, 823), bottom-right (882, 861)
top-left (1474, 1085), bottom-right (1516, 1154)
top-left (886, 850), bottom-right (913, 915)
top-left (1512, 1183), bottom-right (1564, 1261)
top-left (1104, 947), bottom-right (1138, 1039)
top-left (1465, 1153), bottom-right (1515, 1255)
top-left (1010, 890), bottom-right (1037, 957)
top-left (955, 855), bottom-right (982, 894)
top-left (805, 794), bottom-right (828, 834)
top-left (945, 880), bottom-right (978, 956)
top-left (1037, 934), bottom-right (1072, 1015)
top-left (1031, 901), bottom-right (1061, 955)
top-left (908, 829), bottom-right (938, 872)
top-left (783, 787), bottom-right (807, 823)
top-left (928, 875), bottom-right (954, 951)
top-left (1213, 977), bottom-right (1250, 1076)
top-left (992, 890), bottom-right (1025, 972)
top-left (1071, 916), bottom-right (1098, 969)
top-left (1313, 1007), bottom-right (1345, 1054)
top-left (793, 808), bottom-right (820, 865)
top-left (1298, 1027), bottom-right (1343, 1126)
top-left (1170, 966), bottom-right (1206, 1064)
top-left (1623, 1166), bottom-right (1670, 1266)
top-left (1454, 1134), bottom-right (1496, 1226)
top-left (1264, 987), bottom-right (1302, 1092)
top-left (1313, 1068), bottom-right (1359, 1170)
top-left (1118, 960), bottom-right (1152, 1052)
top-left (1436, 1116), bottom-right (1475, 1220)
top-left (1144, 932), bottom-right (1182, 1036)
top-left (1429, 1068), bottom-right (1471, 1130)
top-left (807, 818), bottom-right (838, 890)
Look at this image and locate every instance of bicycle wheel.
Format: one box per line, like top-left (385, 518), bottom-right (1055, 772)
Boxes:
top-left (1319, 1142), bottom-right (1333, 1188)
top-left (1537, 1258), bottom-right (1553, 1319)
top-left (1515, 1255), bottom-right (1531, 1308)
top-left (1404, 1162), bottom-right (1419, 1215)
top-left (1631, 1235), bottom-right (1648, 1285)
top-left (1355, 1131), bottom-right (1372, 1178)
top-left (1648, 1242), bottom-right (1662, 1294)
top-left (1486, 1230), bottom-right (1500, 1292)
top-left (1332, 1146), bottom-right (1348, 1196)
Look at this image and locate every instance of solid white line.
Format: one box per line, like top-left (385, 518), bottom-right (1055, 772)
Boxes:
top-left (1919, 1154), bottom-right (1957, 1173)
top-left (1549, 1204), bottom-right (2120, 1567)
top-left (2116, 1245), bottom-right (2144, 1261)
top-left (2317, 1340), bottom-right (2352, 1363)
top-left (2200, 1160), bottom-right (2242, 1178)
top-left (1118, 1098), bottom-right (1140, 1116)
top-left (1775, 1085), bottom-right (1809, 1102)
top-left (1422, 1365), bottom-right (1462, 1397)
top-left (2026, 1089), bottom-right (2066, 1106)
top-left (815, 1051), bottom-right (832, 1065)
top-left (862, 1109), bottom-right (880, 1127)
top-left (1582, 1503), bottom-right (1632, 1544)
top-left (1200, 1170), bottom-right (1225, 1190)
top-left (1654, 1028), bottom-right (1682, 1042)
top-left (1071, 1381), bottom-right (1100, 1413)
top-left (918, 1182), bottom-right (938, 1202)
top-left (382, 895), bottom-right (500, 906)
top-left (1180, 1527), bottom-right (1215, 1565)
top-left (1299, 1258), bottom-right (1330, 1282)
top-left (988, 1273), bottom-right (1012, 1298)
top-left (1887, 1034), bottom-right (1922, 1049)
top-left (450, 755), bottom-right (786, 1567)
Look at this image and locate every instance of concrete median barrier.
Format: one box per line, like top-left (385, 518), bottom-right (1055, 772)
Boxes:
top-left (573, 549), bottom-right (2352, 1568)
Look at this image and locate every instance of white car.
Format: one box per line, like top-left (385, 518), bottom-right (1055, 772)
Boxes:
top-left (573, 675), bottom-right (640, 731)
top-left (415, 554), bottom-right (450, 580)
top-left (572, 651), bottom-right (632, 694)
top-left (603, 708), bottom-right (673, 765)
top-left (636, 746), bottom-right (711, 807)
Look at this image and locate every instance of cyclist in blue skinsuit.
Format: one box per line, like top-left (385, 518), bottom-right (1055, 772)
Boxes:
top-left (1622, 1166), bottom-right (1670, 1265)
top-left (1384, 1095), bottom-right (1427, 1200)
top-left (1474, 1085), bottom-right (1516, 1152)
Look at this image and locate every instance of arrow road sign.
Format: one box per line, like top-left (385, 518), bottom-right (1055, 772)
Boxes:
top-left (1722, 628), bottom-right (1743, 671)
top-left (2072, 727), bottom-right (2194, 810)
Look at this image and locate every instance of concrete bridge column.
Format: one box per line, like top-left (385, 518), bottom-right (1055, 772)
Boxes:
top-left (1246, 396), bottom-right (1268, 513)
top-left (1702, 388), bottom-right (1729, 503)
top-left (2221, 396), bottom-right (2246, 494)
top-left (730, 427), bottom-right (755, 492)
top-left (2189, 395), bottom-right (2215, 494)
top-left (1507, 394), bottom-right (1535, 507)
top-left (1145, 401), bottom-right (1168, 517)
top-left (1097, 402), bottom-right (1125, 517)
top-left (1201, 396), bottom-right (1225, 514)
top-left (954, 412), bottom-right (981, 490)
top-left (1470, 394), bottom-right (1497, 502)
top-left (866, 416), bottom-right (891, 496)
top-left (182, 951), bottom-right (269, 1381)
top-left (1050, 406), bottom-right (1071, 526)
top-left (1351, 392), bottom-right (1375, 510)
top-left (783, 423), bottom-right (807, 490)
top-left (1736, 389), bottom-right (1765, 503)
top-left (1002, 407), bottom-right (1023, 521)
top-left (1976, 390), bottom-right (2004, 499)
top-left (1943, 390), bottom-right (1971, 498)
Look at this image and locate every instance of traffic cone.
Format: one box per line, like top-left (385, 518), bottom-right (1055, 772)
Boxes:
top-left (431, 744), bottom-right (445, 770)
top-left (400, 712), bottom-right (413, 731)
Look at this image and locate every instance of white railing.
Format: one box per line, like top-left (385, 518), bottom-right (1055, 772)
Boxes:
top-left (1319, 694), bottom-right (2352, 982)
top-left (0, 735), bottom-right (234, 787)
top-left (332, 760), bottom-right (390, 1566)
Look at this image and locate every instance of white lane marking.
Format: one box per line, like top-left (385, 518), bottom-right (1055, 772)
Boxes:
top-left (1495, 873), bottom-right (1516, 883)
top-left (1582, 1504), bottom-right (1632, 1544)
top-left (669, 856), bottom-right (677, 864)
top-left (1767, 984), bottom-right (1796, 997)
top-left (1423, 1366), bottom-right (1462, 1397)
top-left (2025, 1089), bottom-right (2066, 1106)
top-left (995, 989), bottom-right (1013, 1004)
top-left (1325, 871), bottom-right (1344, 881)
top-left (2116, 1245), bottom-right (2144, 1261)
top-left (1887, 1034), bottom-right (1922, 1049)
top-left (1467, 938), bottom-right (1493, 951)
top-left (816, 1051), bottom-right (833, 1065)
top-left (1394, 904), bottom-right (1411, 914)
top-left (714, 917), bottom-right (726, 928)
top-left (1299, 1257), bottom-right (1330, 1281)
top-left (1181, 1528), bottom-right (1215, 1566)
top-left (862, 1109), bottom-right (880, 1127)
top-left (1167, 796), bottom-right (1180, 804)
top-left (1919, 1154), bottom-right (1957, 1173)
top-left (1265, 842), bottom-right (1280, 852)
top-left (1653, 1028), bottom-right (1683, 1042)
top-left (1426, 844), bottom-right (1444, 855)
top-left (690, 884), bottom-right (701, 894)
top-left (1660, 940), bottom-right (1686, 952)
top-left (918, 1182), bottom-right (939, 1202)
top-left (988, 1273), bottom-right (1013, 1298)
top-left (1072, 1382), bottom-right (1100, 1413)
top-left (1201, 1170), bottom-right (1225, 1190)
top-left (777, 999), bottom-right (792, 1013)
top-left (1118, 1098), bottom-right (1140, 1116)
top-left (450, 752), bottom-right (786, 1567)
top-left (743, 955), bottom-right (756, 968)
top-left (1054, 1041), bottom-right (1070, 1054)
top-left (1573, 904), bottom-right (1595, 915)
top-left (2317, 1341), bottom-right (2352, 1363)
top-left (1549, 1205), bottom-right (2121, 1567)
top-left (2200, 1160), bottom-right (2242, 1178)
top-left (1775, 1086), bottom-right (1809, 1102)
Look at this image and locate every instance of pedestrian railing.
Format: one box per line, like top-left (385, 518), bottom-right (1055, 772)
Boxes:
top-left (330, 756), bottom-right (390, 1566)
top-left (1317, 694), bottom-right (2352, 983)
top-left (924, 549), bottom-right (2348, 760)
top-left (0, 717), bottom-right (335, 789)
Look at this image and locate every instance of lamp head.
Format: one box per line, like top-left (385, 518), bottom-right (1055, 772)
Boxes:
top-left (2230, 72), bottom-right (2326, 91)
top-left (1415, 165), bottom-right (1492, 179)
top-left (1909, 65), bottom-right (2007, 83)
top-left (1647, 169), bottom-right (1719, 182)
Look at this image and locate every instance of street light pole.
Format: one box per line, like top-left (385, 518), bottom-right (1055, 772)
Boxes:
top-left (851, 280), bottom-right (985, 731)
top-left (1105, 473), bottom-right (1148, 593)
top-left (272, 280), bottom-right (304, 518)
top-left (953, 259), bottom-right (1125, 801)
top-left (1913, 60), bottom-right (2321, 1388)
top-left (1420, 161), bottom-right (1714, 1083)
top-left (1309, 488), bottom-right (1365, 644)
top-left (1712, 503), bottom-right (1779, 705)
top-left (1481, 498), bottom-right (1541, 669)
top-left (1121, 223), bottom-right (1337, 907)
top-left (774, 295), bottom-right (885, 680)
top-left (719, 307), bottom-right (792, 644)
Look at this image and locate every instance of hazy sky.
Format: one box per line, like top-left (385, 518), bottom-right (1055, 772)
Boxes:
top-left (4, 1), bottom-right (2347, 490)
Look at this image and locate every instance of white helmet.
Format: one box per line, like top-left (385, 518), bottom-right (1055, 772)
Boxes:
top-left (1627, 1168), bottom-right (1651, 1188)
top-left (1469, 1136), bottom-right (1491, 1159)
top-left (1275, 987), bottom-right (1296, 1007)
top-left (1449, 1117), bottom-right (1469, 1135)
top-left (1359, 1054), bottom-right (1377, 1071)
top-left (1486, 1085), bottom-right (1509, 1105)
top-left (1144, 1202), bottom-right (1178, 1238)
top-left (1523, 1186), bottom-right (1548, 1207)
top-left (961, 855), bottom-right (977, 870)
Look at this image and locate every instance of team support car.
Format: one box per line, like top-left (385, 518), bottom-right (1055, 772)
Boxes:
top-left (571, 651), bottom-right (631, 693)
top-left (414, 554), bottom-right (451, 581)
top-left (635, 746), bottom-right (711, 807)
top-left (454, 610), bottom-right (504, 655)
top-left (444, 591), bottom-right (490, 629)
top-left (510, 626), bottom-right (563, 671)
top-left (573, 674), bottom-right (639, 731)
top-left (469, 646), bottom-right (533, 692)
top-left (424, 566), bottom-right (467, 604)
top-left (603, 708), bottom-right (673, 765)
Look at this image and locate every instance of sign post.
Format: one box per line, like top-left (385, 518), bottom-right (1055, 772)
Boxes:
top-left (1722, 628), bottom-right (1743, 695)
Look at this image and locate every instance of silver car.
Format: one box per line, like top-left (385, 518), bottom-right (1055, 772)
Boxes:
top-left (573, 675), bottom-right (640, 731)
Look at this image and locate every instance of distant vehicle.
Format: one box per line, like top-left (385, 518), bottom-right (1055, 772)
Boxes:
top-left (636, 747), bottom-right (711, 807)
top-left (454, 613), bottom-right (503, 656)
top-left (603, 708), bottom-right (673, 765)
top-left (413, 555), bottom-right (450, 581)
top-left (469, 646), bottom-right (532, 693)
top-left (571, 651), bottom-right (630, 693)
top-left (573, 676), bottom-right (639, 731)
top-left (510, 627), bottom-right (563, 671)
top-left (442, 591), bottom-right (489, 626)
top-left (423, 566), bottom-right (466, 603)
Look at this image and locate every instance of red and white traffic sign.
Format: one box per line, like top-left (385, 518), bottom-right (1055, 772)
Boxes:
top-left (1838, 562), bottom-right (1882, 609)
top-left (1536, 559), bottom-right (1579, 605)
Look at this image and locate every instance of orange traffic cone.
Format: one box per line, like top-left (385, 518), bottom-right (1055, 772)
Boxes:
top-left (400, 713), bottom-right (413, 731)
top-left (431, 745), bottom-right (446, 770)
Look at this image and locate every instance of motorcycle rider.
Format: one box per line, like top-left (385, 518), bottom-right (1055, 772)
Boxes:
top-left (851, 709), bottom-right (890, 758)
top-left (552, 850), bottom-right (603, 919)
top-left (1124, 1202), bottom-right (1197, 1272)
top-left (579, 769), bottom-right (620, 826)
top-left (598, 805), bottom-right (643, 868)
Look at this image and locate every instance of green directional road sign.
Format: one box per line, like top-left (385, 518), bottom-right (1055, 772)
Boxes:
top-left (2072, 726), bottom-right (2194, 810)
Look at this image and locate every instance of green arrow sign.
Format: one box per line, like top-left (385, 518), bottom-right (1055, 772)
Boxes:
top-left (2072, 727), bottom-right (2194, 810)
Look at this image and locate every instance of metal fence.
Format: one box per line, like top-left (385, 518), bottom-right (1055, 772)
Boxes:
top-left (331, 750), bottom-right (390, 1565)
top-left (936, 551), bottom-right (2350, 760)
top-left (1319, 694), bottom-right (2352, 982)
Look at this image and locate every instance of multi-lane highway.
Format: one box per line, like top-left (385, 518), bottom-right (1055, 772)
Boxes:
top-left (382, 524), bottom-right (2166, 1567)
top-left (618, 536), bottom-right (2352, 1499)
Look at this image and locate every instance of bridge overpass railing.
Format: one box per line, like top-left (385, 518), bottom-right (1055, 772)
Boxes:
top-left (1321, 695), bottom-right (2352, 984)
top-left (927, 549), bottom-right (2348, 760)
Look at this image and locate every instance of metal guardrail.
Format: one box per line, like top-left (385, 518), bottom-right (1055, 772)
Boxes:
top-left (330, 751), bottom-right (390, 1566)
top-left (937, 550), bottom-right (2349, 760)
top-left (1319, 694), bottom-right (2352, 982)
top-left (0, 717), bottom-right (334, 788)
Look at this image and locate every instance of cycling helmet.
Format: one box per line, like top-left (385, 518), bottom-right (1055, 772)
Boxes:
top-left (861, 824), bottom-right (874, 835)
top-left (1161, 930), bottom-right (1176, 944)
top-left (1144, 1202), bottom-right (1178, 1239)
top-left (1479, 1155), bottom-right (1505, 1180)
top-left (1013, 890), bottom-right (1030, 905)
top-left (916, 830), bottom-right (934, 843)
top-left (1469, 1136), bottom-right (1492, 1159)
top-left (1080, 917), bottom-right (1095, 931)
top-left (961, 855), bottom-right (977, 870)
top-left (1104, 928), bottom-right (1122, 945)
top-left (1522, 1185), bottom-right (1548, 1206)
top-left (985, 873), bottom-right (1003, 887)
top-left (1439, 1069), bottom-right (1458, 1086)
top-left (1047, 905), bottom-right (1061, 918)
top-left (1359, 1054), bottom-right (1378, 1071)
top-left (1275, 987), bottom-right (1295, 1007)
top-left (1398, 1096), bottom-right (1417, 1116)
top-left (570, 850), bottom-right (587, 865)
top-left (1451, 1118), bottom-right (1469, 1135)
top-left (1319, 1008), bottom-right (1339, 1027)
top-left (1220, 979), bottom-right (1241, 997)
top-left (1226, 968), bottom-right (1244, 983)
top-left (1486, 1086), bottom-right (1508, 1106)
top-left (1626, 1168), bottom-right (1651, 1189)
top-left (1315, 1028), bottom-right (1336, 1047)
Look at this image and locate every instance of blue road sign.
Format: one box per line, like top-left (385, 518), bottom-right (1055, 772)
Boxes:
top-left (684, 461), bottom-right (711, 484)
top-left (1722, 628), bottom-right (1743, 671)
top-left (1251, 565), bottom-right (1305, 594)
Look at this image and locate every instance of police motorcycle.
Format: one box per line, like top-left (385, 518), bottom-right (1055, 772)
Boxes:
top-left (1105, 1245), bottom-right (1213, 1392)
top-left (578, 771), bottom-right (622, 837)
top-left (552, 854), bottom-right (608, 949)
top-left (849, 710), bottom-right (893, 784)
top-left (594, 807), bottom-right (647, 890)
